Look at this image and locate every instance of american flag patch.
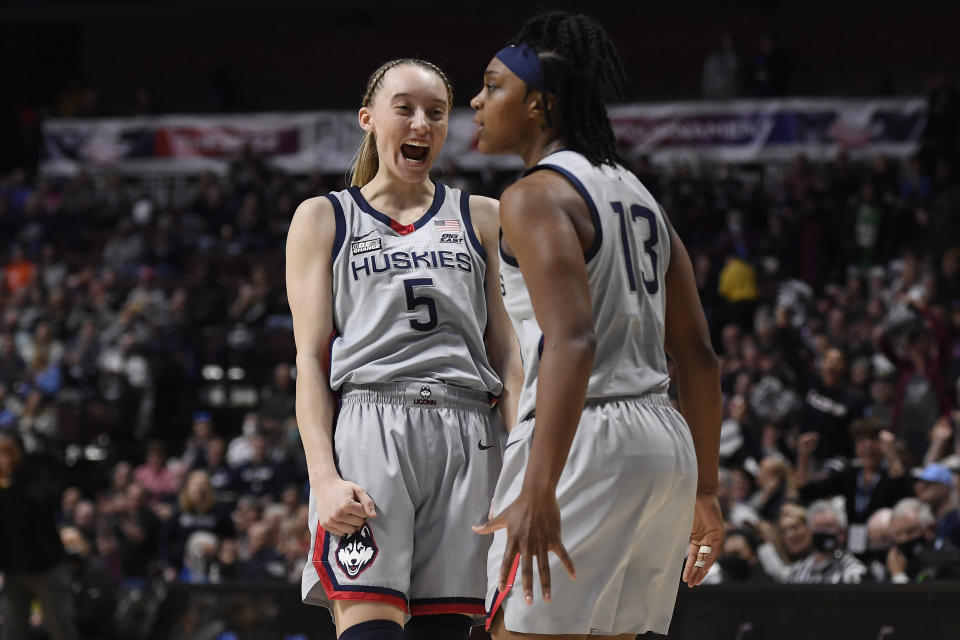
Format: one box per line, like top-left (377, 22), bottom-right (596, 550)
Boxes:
top-left (434, 219), bottom-right (461, 232)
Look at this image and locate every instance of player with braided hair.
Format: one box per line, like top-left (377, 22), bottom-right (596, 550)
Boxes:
top-left (290, 58), bottom-right (522, 640)
top-left (471, 11), bottom-right (724, 638)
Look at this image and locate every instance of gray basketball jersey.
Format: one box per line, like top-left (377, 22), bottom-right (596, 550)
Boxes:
top-left (326, 182), bottom-right (502, 395)
top-left (500, 150), bottom-right (671, 420)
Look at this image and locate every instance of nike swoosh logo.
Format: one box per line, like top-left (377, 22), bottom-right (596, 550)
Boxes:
top-left (478, 441), bottom-right (495, 451)
top-left (503, 440), bottom-right (522, 451)
top-left (354, 229), bottom-right (377, 240)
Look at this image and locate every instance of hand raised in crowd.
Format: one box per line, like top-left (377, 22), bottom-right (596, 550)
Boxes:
top-left (796, 432), bottom-right (819, 458)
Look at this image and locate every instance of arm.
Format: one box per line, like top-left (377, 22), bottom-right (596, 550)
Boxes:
top-left (475, 172), bottom-right (592, 603)
top-left (661, 214), bottom-right (725, 587)
top-left (286, 197), bottom-right (375, 537)
top-left (470, 195), bottom-right (524, 432)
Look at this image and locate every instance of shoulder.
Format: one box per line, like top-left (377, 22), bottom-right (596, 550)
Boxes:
top-left (291, 196), bottom-right (336, 229)
top-left (467, 194), bottom-right (499, 220)
top-left (287, 196), bottom-right (338, 253)
top-left (501, 170), bottom-right (583, 224)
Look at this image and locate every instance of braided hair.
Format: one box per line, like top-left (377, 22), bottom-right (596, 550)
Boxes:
top-left (349, 59), bottom-right (454, 187)
top-left (512, 11), bottom-right (627, 167)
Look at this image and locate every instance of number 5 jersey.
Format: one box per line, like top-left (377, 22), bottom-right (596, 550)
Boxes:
top-left (325, 182), bottom-right (502, 396)
top-left (499, 150), bottom-right (673, 421)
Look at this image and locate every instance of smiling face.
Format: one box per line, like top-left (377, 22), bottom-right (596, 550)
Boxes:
top-left (361, 64), bottom-right (449, 184)
top-left (470, 57), bottom-right (537, 155)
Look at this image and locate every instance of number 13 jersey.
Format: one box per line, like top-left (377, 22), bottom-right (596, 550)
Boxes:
top-left (500, 150), bottom-right (672, 421)
top-left (326, 181), bottom-right (502, 395)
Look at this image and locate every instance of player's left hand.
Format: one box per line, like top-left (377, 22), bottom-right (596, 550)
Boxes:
top-left (473, 489), bottom-right (576, 604)
top-left (683, 494), bottom-right (724, 587)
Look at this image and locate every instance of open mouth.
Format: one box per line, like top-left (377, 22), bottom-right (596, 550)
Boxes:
top-left (401, 140), bottom-right (430, 163)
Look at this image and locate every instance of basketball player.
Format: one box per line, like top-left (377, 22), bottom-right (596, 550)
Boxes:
top-left (470, 12), bottom-right (724, 638)
top-left (287, 59), bottom-right (522, 640)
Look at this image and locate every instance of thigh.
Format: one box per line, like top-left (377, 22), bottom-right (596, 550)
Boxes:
top-left (409, 407), bottom-right (502, 615)
top-left (302, 402), bottom-right (417, 612)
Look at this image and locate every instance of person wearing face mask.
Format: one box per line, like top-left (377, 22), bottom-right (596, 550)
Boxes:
top-left (785, 499), bottom-right (869, 584)
top-left (717, 529), bottom-right (775, 583)
top-left (886, 497), bottom-right (960, 583)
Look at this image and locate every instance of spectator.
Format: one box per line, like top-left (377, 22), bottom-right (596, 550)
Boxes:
top-left (911, 462), bottom-right (960, 547)
top-left (233, 432), bottom-right (283, 499)
top-left (701, 33), bottom-right (742, 99)
top-left (886, 497), bottom-right (960, 583)
top-left (795, 418), bottom-right (911, 542)
top-left (864, 507), bottom-right (893, 582)
top-left (749, 456), bottom-right (792, 522)
top-left (785, 499), bottom-right (869, 584)
top-left (113, 481), bottom-right (161, 582)
top-left (60, 526), bottom-right (117, 640)
top-left (236, 520), bottom-right (285, 582)
top-left (777, 307), bottom-right (864, 465)
top-left (717, 528), bottom-right (774, 583)
top-left (165, 470), bottom-right (234, 569)
top-left (133, 440), bottom-right (178, 503)
top-left (0, 432), bottom-right (80, 640)
top-left (718, 466), bottom-right (760, 527)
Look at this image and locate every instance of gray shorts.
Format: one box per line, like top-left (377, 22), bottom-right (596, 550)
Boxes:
top-left (485, 394), bottom-right (697, 635)
top-left (302, 382), bottom-right (504, 617)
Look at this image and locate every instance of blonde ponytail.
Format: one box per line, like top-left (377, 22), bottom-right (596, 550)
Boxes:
top-left (347, 58), bottom-right (454, 188)
top-left (349, 131), bottom-right (380, 187)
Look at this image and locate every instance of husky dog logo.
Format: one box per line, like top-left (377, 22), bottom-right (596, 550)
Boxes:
top-left (335, 524), bottom-right (378, 579)
top-left (415, 385), bottom-right (436, 406)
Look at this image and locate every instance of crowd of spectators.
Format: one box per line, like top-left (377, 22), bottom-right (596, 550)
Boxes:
top-left (1, 134), bottom-right (960, 636)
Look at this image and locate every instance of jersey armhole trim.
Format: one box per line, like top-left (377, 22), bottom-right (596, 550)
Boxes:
top-left (525, 164), bottom-right (603, 262)
top-left (499, 228), bottom-right (519, 267)
top-left (324, 193), bottom-right (347, 262)
top-left (657, 202), bottom-right (674, 264)
top-left (459, 191), bottom-right (487, 262)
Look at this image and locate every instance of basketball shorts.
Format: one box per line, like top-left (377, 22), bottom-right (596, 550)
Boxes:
top-left (485, 393), bottom-right (697, 635)
top-left (302, 382), bottom-right (505, 618)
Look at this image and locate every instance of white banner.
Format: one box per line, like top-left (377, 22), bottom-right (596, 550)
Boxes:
top-left (40, 98), bottom-right (926, 177)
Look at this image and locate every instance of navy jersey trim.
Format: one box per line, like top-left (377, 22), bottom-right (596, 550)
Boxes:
top-left (459, 191), bottom-right (487, 262)
top-left (325, 194), bottom-right (347, 262)
top-left (499, 229), bottom-right (519, 267)
top-left (657, 202), bottom-right (674, 257)
top-left (347, 181), bottom-right (446, 235)
top-left (523, 164), bottom-right (603, 262)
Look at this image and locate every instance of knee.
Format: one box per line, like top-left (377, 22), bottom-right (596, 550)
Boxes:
top-left (404, 614), bottom-right (473, 640)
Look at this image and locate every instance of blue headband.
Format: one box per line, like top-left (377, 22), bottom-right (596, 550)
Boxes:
top-left (494, 43), bottom-right (543, 91)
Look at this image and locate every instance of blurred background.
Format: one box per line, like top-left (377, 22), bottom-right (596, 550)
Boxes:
top-left (1, 1), bottom-right (960, 639)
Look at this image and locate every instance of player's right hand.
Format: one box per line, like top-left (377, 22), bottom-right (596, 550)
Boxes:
top-left (315, 478), bottom-right (377, 537)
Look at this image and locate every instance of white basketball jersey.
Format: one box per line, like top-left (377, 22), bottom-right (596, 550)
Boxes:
top-left (500, 150), bottom-right (671, 420)
top-left (326, 182), bottom-right (502, 395)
